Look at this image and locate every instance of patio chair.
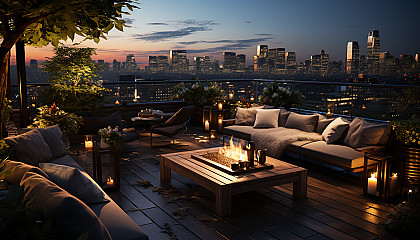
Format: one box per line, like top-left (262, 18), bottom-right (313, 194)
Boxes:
top-left (150, 105), bottom-right (195, 147)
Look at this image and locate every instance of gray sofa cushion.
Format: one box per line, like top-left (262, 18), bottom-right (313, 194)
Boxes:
top-left (5, 129), bottom-right (53, 166)
top-left (40, 163), bottom-right (109, 204)
top-left (322, 117), bottom-right (350, 144)
top-left (285, 140), bottom-right (314, 154)
top-left (285, 112), bottom-right (318, 132)
top-left (89, 195), bottom-right (149, 240)
top-left (278, 109), bottom-right (291, 127)
top-left (2, 160), bottom-right (48, 184)
top-left (301, 141), bottom-right (364, 169)
top-left (253, 109), bottom-right (280, 128)
top-left (344, 117), bottom-right (391, 148)
top-left (37, 125), bottom-right (68, 158)
top-left (315, 114), bottom-right (335, 134)
top-left (50, 155), bottom-right (85, 172)
top-left (223, 125), bottom-right (258, 141)
top-left (20, 171), bottom-right (112, 240)
top-left (235, 106), bottom-right (264, 125)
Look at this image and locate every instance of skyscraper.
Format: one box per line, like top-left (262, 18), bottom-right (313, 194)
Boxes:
top-left (320, 49), bottom-right (329, 75)
top-left (170, 50), bottom-right (188, 72)
top-left (268, 48), bottom-right (286, 71)
top-left (286, 52), bottom-right (297, 69)
top-left (113, 59), bottom-right (121, 72)
top-left (29, 59), bottom-right (38, 70)
top-left (125, 54), bottom-right (137, 71)
top-left (149, 56), bottom-right (169, 72)
top-left (223, 52), bottom-right (237, 71)
top-left (257, 45), bottom-right (268, 58)
top-left (366, 29), bottom-right (380, 75)
top-left (346, 41), bottom-right (359, 75)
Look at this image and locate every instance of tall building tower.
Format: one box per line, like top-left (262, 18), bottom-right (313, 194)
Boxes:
top-left (346, 41), bottom-right (359, 75)
top-left (113, 59), bottom-right (121, 72)
top-left (126, 54), bottom-right (137, 71)
top-left (366, 29), bottom-right (380, 75)
top-left (320, 49), bottom-right (329, 75)
top-left (29, 59), bottom-right (38, 70)
top-left (223, 52), bottom-right (237, 71)
top-left (170, 50), bottom-right (188, 72)
top-left (286, 52), bottom-right (297, 69)
top-left (257, 45), bottom-right (268, 58)
top-left (268, 48), bottom-right (285, 71)
top-left (237, 54), bottom-right (246, 70)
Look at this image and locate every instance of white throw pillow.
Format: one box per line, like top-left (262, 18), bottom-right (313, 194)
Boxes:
top-left (322, 117), bottom-right (350, 143)
top-left (253, 109), bottom-right (280, 128)
top-left (39, 163), bottom-right (109, 204)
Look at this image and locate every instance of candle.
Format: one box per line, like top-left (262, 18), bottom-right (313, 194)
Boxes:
top-left (367, 173), bottom-right (377, 195)
top-left (326, 109), bottom-right (333, 117)
top-left (250, 97), bottom-right (254, 101)
top-left (204, 120), bottom-right (210, 131)
top-left (218, 102), bottom-right (223, 110)
top-left (210, 130), bottom-right (216, 139)
top-left (390, 173), bottom-right (398, 196)
top-left (107, 177), bottom-right (114, 186)
top-left (218, 117), bottom-right (223, 131)
top-left (85, 140), bottom-right (93, 149)
top-left (115, 100), bottom-right (120, 105)
top-left (229, 93), bottom-right (233, 99)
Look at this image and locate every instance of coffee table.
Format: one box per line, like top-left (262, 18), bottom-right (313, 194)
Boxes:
top-left (160, 147), bottom-right (307, 216)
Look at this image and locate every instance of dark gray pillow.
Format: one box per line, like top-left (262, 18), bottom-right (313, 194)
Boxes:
top-left (5, 129), bottom-right (53, 166)
top-left (37, 125), bottom-right (68, 159)
top-left (278, 109), bottom-right (291, 127)
top-left (2, 160), bottom-right (48, 184)
top-left (315, 114), bottom-right (335, 134)
top-left (344, 117), bottom-right (390, 148)
top-left (322, 117), bottom-right (350, 144)
top-left (285, 112), bottom-right (318, 132)
top-left (20, 172), bottom-right (111, 240)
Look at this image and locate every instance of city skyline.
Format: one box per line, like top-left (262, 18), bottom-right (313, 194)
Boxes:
top-left (10, 0), bottom-right (420, 67)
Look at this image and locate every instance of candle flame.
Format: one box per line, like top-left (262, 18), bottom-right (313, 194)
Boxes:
top-left (107, 176), bottom-right (114, 183)
top-left (392, 173), bottom-right (398, 177)
top-left (370, 173), bottom-right (376, 179)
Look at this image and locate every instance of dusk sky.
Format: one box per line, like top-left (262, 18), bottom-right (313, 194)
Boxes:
top-left (14, 0), bottom-right (420, 67)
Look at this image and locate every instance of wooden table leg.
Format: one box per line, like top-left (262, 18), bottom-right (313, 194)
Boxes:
top-left (160, 157), bottom-right (171, 185)
top-left (293, 170), bottom-right (307, 199)
top-left (215, 185), bottom-right (232, 217)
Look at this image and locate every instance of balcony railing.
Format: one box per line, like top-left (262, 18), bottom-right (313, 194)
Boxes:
top-left (10, 79), bottom-right (418, 121)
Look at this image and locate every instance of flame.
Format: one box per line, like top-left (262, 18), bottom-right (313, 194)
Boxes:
top-left (219, 136), bottom-right (248, 161)
top-left (370, 173), bottom-right (376, 179)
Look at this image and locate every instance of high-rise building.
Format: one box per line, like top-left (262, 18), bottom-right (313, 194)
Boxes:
top-left (149, 56), bottom-right (169, 72)
top-left (366, 29), bottom-right (380, 75)
top-left (237, 54), bottom-right (246, 71)
top-left (29, 59), bottom-right (38, 70)
top-left (170, 50), bottom-right (188, 72)
top-left (346, 41), bottom-right (359, 75)
top-left (257, 45), bottom-right (268, 58)
top-left (268, 48), bottom-right (286, 71)
top-left (125, 54), bottom-right (137, 71)
top-left (286, 52), bottom-right (296, 69)
top-left (320, 49), bottom-right (329, 75)
top-left (113, 59), bottom-right (121, 72)
top-left (223, 52), bottom-right (237, 71)
top-left (194, 56), bottom-right (211, 73)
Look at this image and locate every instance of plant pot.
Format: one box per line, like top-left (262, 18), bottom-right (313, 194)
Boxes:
top-left (393, 144), bottom-right (420, 187)
top-left (100, 139), bottom-right (110, 148)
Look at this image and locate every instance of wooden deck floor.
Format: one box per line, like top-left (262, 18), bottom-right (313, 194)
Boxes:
top-left (108, 128), bottom-right (394, 240)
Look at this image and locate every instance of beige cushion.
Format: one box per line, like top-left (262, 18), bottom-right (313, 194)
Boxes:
top-left (285, 112), bottom-right (318, 132)
top-left (278, 109), bottom-right (291, 127)
top-left (253, 109), bottom-right (280, 128)
top-left (344, 117), bottom-right (391, 148)
top-left (5, 129), bottom-right (53, 166)
top-left (39, 163), bottom-right (108, 204)
top-left (20, 172), bottom-right (111, 240)
top-left (1, 160), bottom-right (48, 184)
top-left (37, 125), bottom-right (68, 159)
top-left (235, 106), bottom-right (264, 125)
top-left (315, 114), bottom-right (335, 134)
top-left (322, 117), bottom-right (350, 143)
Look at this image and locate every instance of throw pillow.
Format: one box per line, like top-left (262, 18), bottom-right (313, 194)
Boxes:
top-left (20, 172), bottom-right (111, 240)
top-left (344, 117), bottom-right (391, 148)
top-left (39, 163), bottom-right (108, 204)
top-left (322, 117), bottom-right (350, 143)
top-left (278, 109), bottom-right (291, 127)
top-left (285, 112), bottom-right (319, 132)
top-left (37, 125), bottom-right (68, 159)
top-left (235, 106), bottom-right (264, 125)
top-left (1, 160), bottom-right (48, 184)
top-left (253, 109), bottom-right (280, 128)
top-left (5, 129), bottom-right (53, 166)
top-left (315, 113), bottom-right (335, 134)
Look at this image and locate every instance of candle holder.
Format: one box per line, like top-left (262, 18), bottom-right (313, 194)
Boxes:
top-left (210, 130), bottom-right (217, 139)
top-left (218, 102), bottom-right (223, 110)
top-left (257, 149), bottom-right (267, 164)
top-left (84, 135), bottom-right (93, 149)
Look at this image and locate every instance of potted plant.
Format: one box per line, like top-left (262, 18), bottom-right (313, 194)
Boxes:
top-left (98, 126), bottom-right (123, 149)
top-left (381, 191), bottom-right (420, 239)
top-left (30, 103), bottom-right (82, 135)
top-left (259, 81), bottom-right (303, 109)
top-left (0, 98), bottom-right (12, 139)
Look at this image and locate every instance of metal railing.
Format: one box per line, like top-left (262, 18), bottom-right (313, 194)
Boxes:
top-left (9, 79), bottom-right (418, 121)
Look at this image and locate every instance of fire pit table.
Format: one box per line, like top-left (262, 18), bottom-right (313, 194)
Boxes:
top-left (160, 147), bottom-right (307, 216)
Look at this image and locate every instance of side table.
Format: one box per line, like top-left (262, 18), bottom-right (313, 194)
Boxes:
top-left (363, 151), bottom-right (403, 200)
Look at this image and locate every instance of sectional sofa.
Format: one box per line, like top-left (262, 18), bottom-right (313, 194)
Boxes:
top-left (223, 107), bottom-right (391, 171)
top-left (3, 125), bottom-right (148, 240)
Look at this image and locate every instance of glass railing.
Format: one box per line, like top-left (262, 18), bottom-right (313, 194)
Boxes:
top-left (9, 79), bottom-right (418, 121)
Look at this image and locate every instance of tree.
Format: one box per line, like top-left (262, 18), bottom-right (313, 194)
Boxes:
top-left (42, 45), bottom-right (108, 114)
top-left (0, 0), bottom-right (139, 116)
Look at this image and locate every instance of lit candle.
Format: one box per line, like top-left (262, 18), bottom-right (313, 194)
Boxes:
top-left (326, 109), bottom-right (333, 117)
top-left (210, 130), bottom-right (216, 139)
top-left (367, 173), bottom-right (377, 195)
top-left (250, 97), bottom-right (254, 101)
top-left (205, 120), bottom-right (210, 131)
top-left (229, 93), bottom-right (233, 99)
top-left (390, 173), bottom-right (398, 196)
top-left (218, 102), bottom-right (223, 110)
top-left (107, 177), bottom-right (114, 186)
top-left (84, 135), bottom-right (93, 149)
top-left (115, 100), bottom-right (120, 105)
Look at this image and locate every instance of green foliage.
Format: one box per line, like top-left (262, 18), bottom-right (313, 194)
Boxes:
top-left (171, 82), bottom-right (225, 106)
top-left (392, 117), bottom-right (420, 147)
top-left (1, 98), bottom-right (12, 124)
top-left (30, 103), bottom-right (82, 134)
top-left (98, 127), bottom-right (123, 149)
top-left (42, 46), bottom-right (109, 113)
top-left (259, 81), bottom-right (303, 109)
top-left (0, 185), bottom-right (58, 240)
top-left (0, 140), bottom-right (15, 162)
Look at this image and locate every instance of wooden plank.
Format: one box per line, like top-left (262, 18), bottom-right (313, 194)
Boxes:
top-left (119, 181), bottom-right (156, 210)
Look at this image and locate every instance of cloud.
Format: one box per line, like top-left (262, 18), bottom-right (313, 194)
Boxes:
top-left (244, 21), bottom-right (252, 24)
top-left (123, 18), bottom-right (135, 25)
top-left (254, 33), bottom-right (274, 36)
top-left (133, 26), bottom-right (212, 42)
top-left (175, 19), bottom-right (218, 26)
top-left (147, 22), bottom-right (169, 26)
